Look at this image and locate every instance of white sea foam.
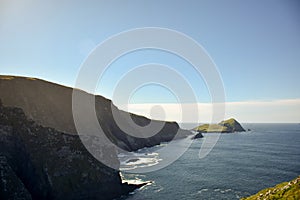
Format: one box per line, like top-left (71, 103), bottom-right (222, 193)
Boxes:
top-left (118, 135), bottom-right (194, 172)
top-left (118, 148), bottom-right (162, 170)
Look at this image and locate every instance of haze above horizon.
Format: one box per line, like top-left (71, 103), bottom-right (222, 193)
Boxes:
top-left (1, 0), bottom-right (299, 123)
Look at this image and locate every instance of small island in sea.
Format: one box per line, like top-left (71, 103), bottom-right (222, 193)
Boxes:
top-left (193, 118), bottom-right (246, 133)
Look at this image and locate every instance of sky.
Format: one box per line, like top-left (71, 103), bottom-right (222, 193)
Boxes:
top-left (1, 0), bottom-right (300, 123)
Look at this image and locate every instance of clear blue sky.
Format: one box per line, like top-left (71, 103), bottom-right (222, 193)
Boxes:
top-left (1, 0), bottom-right (300, 122)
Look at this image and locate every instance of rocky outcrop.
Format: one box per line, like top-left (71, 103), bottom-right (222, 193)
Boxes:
top-left (192, 132), bottom-right (204, 139)
top-left (193, 118), bottom-right (245, 133)
top-left (241, 176), bottom-right (300, 200)
top-left (0, 75), bottom-right (191, 152)
top-left (219, 118), bottom-right (245, 132)
top-left (0, 156), bottom-right (32, 200)
top-left (0, 101), bottom-right (141, 200)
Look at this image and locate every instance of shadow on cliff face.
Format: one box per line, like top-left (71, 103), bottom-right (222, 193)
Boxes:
top-left (0, 76), bottom-right (191, 153)
top-left (0, 100), bottom-right (142, 200)
top-left (0, 76), bottom-right (193, 199)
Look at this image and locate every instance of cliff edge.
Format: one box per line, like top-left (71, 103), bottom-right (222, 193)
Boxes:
top-left (0, 75), bottom-right (191, 151)
top-left (0, 100), bottom-right (140, 200)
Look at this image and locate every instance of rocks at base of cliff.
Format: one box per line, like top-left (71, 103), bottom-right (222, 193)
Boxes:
top-left (0, 101), bottom-right (140, 200)
top-left (193, 118), bottom-right (245, 133)
top-left (192, 132), bottom-right (204, 139)
top-left (126, 158), bottom-right (140, 163)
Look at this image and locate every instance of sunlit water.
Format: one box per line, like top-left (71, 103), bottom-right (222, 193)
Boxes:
top-left (117, 124), bottom-right (300, 200)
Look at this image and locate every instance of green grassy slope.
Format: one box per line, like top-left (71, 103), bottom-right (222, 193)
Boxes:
top-left (193, 118), bottom-right (245, 133)
top-left (241, 176), bottom-right (300, 200)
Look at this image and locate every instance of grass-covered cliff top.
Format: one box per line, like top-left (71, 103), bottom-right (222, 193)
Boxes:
top-left (193, 118), bottom-right (245, 133)
top-left (194, 123), bottom-right (229, 132)
top-left (241, 176), bottom-right (300, 200)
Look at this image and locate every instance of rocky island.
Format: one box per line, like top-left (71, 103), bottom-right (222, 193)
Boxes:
top-left (193, 118), bottom-right (245, 133)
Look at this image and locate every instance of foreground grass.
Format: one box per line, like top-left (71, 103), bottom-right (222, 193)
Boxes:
top-left (241, 176), bottom-right (300, 200)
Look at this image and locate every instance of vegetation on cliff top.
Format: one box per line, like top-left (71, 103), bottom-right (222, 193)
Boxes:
top-left (0, 75), bottom-right (191, 152)
top-left (241, 176), bottom-right (300, 200)
top-left (193, 118), bottom-right (245, 133)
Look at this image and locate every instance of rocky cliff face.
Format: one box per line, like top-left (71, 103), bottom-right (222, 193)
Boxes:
top-left (219, 118), bottom-right (245, 132)
top-left (0, 76), bottom-right (191, 152)
top-left (0, 101), bottom-right (140, 200)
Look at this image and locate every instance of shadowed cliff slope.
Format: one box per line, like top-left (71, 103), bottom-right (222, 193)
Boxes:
top-left (0, 101), bottom-right (140, 200)
top-left (0, 75), bottom-right (191, 151)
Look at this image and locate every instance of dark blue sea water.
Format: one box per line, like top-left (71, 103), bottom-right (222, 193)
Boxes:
top-left (118, 124), bottom-right (300, 200)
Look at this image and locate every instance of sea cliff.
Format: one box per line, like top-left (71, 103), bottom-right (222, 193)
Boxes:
top-left (0, 75), bottom-right (191, 199)
top-left (0, 75), bottom-right (191, 151)
top-left (0, 101), bottom-right (140, 200)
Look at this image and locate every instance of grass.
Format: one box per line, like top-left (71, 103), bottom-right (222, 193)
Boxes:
top-left (241, 176), bottom-right (300, 200)
top-left (0, 76), bottom-right (15, 80)
top-left (194, 118), bottom-right (245, 133)
top-left (194, 123), bottom-right (229, 133)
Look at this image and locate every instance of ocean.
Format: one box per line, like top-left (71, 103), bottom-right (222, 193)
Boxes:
top-left (117, 123), bottom-right (300, 200)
